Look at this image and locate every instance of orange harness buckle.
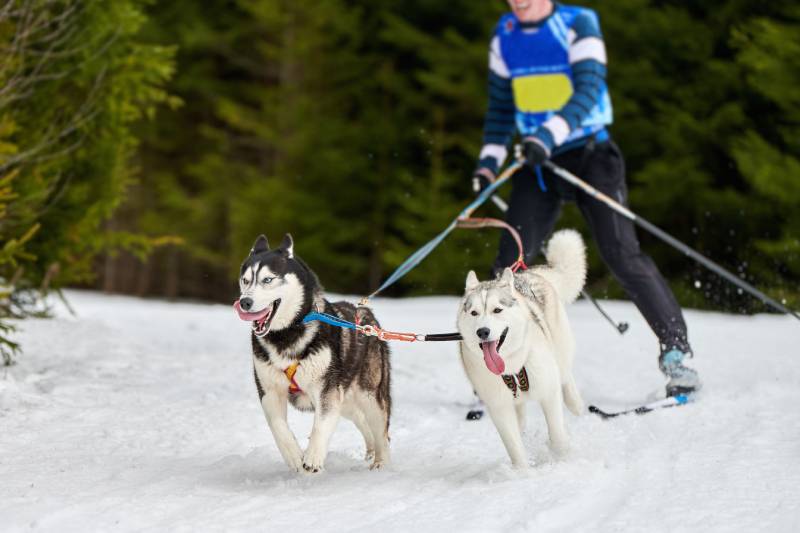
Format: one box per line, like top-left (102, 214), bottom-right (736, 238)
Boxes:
top-left (284, 363), bottom-right (302, 394)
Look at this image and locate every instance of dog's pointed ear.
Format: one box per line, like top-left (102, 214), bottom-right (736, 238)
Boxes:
top-left (465, 270), bottom-right (480, 290)
top-left (501, 267), bottom-right (515, 287)
top-left (251, 235), bottom-right (269, 255)
top-left (278, 233), bottom-right (294, 258)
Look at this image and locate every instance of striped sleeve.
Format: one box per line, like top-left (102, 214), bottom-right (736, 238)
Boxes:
top-left (477, 36), bottom-right (516, 176)
top-left (532, 10), bottom-right (607, 153)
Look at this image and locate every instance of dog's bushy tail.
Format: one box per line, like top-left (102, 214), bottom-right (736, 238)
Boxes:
top-left (543, 229), bottom-right (587, 304)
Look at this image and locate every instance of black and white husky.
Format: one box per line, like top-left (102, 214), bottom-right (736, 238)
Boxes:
top-left (235, 234), bottom-right (391, 473)
top-left (456, 229), bottom-right (587, 468)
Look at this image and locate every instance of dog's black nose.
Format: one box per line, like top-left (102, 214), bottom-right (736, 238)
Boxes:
top-left (240, 297), bottom-right (254, 311)
top-left (476, 327), bottom-right (490, 341)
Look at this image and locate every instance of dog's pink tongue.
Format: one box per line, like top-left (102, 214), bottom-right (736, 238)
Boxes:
top-left (233, 300), bottom-right (266, 322)
top-left (481, 340), bottom-right (505, 375)
top-left (233, 301), bottom-right (250, 321)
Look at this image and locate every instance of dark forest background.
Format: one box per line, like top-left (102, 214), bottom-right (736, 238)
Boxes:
top-left (2, 0), bottom-right (799, 361)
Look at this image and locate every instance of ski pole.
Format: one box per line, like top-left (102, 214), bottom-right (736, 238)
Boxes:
top-left (585, 293), bottom-right (629, 334)
top-left (544, 160), bottom-right (800, 321)
top-left (492, 193), bottom-right (629, 335)
top-left (490, 195), bottom-right (508, 212)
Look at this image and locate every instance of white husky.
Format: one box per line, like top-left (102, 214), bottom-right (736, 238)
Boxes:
top-left (457, 229), bottom-right (587, 467)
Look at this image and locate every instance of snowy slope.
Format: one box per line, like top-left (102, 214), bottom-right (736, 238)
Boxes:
top-left (1, 290), bottom-right (799, 532)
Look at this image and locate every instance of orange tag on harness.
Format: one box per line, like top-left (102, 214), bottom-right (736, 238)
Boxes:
top-left (284, 363), bottom-right (302, 394)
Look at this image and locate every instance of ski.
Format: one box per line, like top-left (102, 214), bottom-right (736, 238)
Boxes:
top-left (588, 394), bottom-right (693, 419)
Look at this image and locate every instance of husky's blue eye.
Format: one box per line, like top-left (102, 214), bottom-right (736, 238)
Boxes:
top-left (493, 308), bottom-right (503, 314)
top-left (261, 277), bottom-right (274, 284)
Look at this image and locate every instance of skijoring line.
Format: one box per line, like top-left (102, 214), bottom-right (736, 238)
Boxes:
top-left (362, 161), bottom-right (524, 304)
top-left (299, 162), bottom-right (529, 344)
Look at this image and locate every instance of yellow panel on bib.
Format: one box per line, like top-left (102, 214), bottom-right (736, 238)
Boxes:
top-left (512, 74), bottom-right (573, 113)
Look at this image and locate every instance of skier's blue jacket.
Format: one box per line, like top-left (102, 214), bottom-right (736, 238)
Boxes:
top-left (478, 3), bottom-right (613, 175)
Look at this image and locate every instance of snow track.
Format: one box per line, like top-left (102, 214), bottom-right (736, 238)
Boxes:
top-left (1, 291), bottom-right (798, 532)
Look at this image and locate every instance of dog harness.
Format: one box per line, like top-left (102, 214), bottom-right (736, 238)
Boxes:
top-left (284, 363), bottom-right (302, 394)
top-left (502, 366), bottom-right (530, 398)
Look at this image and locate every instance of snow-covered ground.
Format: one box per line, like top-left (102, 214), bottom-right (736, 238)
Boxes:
top-left (1, 290), bottom-right (799, 532)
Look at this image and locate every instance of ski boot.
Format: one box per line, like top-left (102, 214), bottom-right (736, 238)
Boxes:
top-left (659, 346), bottom-right (701, 397)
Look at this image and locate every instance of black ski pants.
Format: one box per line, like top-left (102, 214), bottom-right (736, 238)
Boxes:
top-left (493, 140), bottom-right (689, 351)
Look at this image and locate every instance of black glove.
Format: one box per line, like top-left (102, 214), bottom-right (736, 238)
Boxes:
top-left (472, 169), bottom-right (495, 195)
top-left (522, 137), bottom-right (549, 167)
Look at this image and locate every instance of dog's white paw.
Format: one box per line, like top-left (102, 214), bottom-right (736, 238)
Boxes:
top-left (302, 447), bottom-right (326, 474)
top-left (284, 449), bottom-right (305, 473)
top-left (549, 438), bottom-right (570, 458)
top-left (511, 460), bottom-right (531, 471)
top-left (369, 459), bottom-right (387, 470)
top-left (369, 450), bottom-right (389, 470)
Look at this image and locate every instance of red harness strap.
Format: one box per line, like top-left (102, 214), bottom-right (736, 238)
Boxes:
top-left (510, 259), bottom-right (528, 272)
top-left (456, 217), bottom-right (528, 272)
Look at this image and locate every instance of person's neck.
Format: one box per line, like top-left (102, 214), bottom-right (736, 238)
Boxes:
top-left (515, 0), bottom-right (554, 23)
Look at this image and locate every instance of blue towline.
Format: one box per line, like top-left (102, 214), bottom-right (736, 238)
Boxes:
top-left (367, 161), bottom-right (523, 299)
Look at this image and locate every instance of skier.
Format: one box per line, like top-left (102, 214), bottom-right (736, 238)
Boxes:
top-left (468, 0), bottom-right (700, 419)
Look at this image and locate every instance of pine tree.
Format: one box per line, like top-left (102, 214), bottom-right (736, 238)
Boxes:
top-left (0, 0), bottom-right (175, 363)
top-left (731, 4), bottom-right (800, 307)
